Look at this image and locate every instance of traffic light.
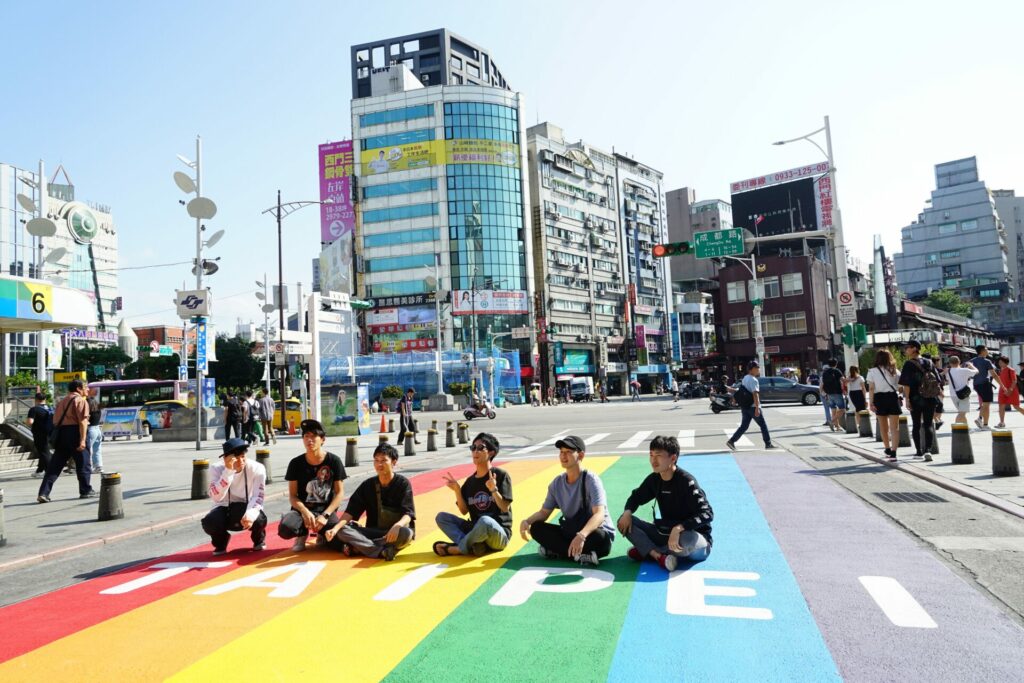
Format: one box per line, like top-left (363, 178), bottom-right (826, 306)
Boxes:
top-left (652, 241), bottom-right (692, 258)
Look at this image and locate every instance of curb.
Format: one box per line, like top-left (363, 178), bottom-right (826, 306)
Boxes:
top-left (828, 437), bottom-right (1024, 522)
top-left (0, 489), bottom-right (292, 575)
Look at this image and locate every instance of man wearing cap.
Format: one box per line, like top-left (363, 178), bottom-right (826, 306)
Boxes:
top-left (325, 442), bottom-right (416, 561)
top-left (519, 435), bottom-right (615, 566)
top-left (726, 361), bottom-right (775, 451)
top-left (278, 419), bottom-right (348, 552)
top-left (201, 438), bottom-right (268, 555)
top-left (898, 339), bottom-right (941, 461)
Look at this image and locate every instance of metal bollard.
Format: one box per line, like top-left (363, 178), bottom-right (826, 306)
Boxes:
top-left (857, 411), bottom-right (872, 437)
top-left (844, 411), bottom-right (857, 434)
top-left (431, 420), bottom-right (438, 431)
top-left (388, 418), bottom-right (395, 434)
top-left (898, 416), bottom-right (911, 448)
top-left (345, 437), bottom-right (359, 467)
top-left (446, 426), bottom-right (455, 448)
top-left (991, 430), bottom-right (1020, 476)
top-left (0, 489), bottom-right (6, 547)
top-left (98, 472), bottom-right (124, 521)
top-left (458, 423), bottom-right (469, 444)
top-left (256, 449), bottom-right (272, 484)
top-left (427, 429), bottom-right (438, 452)
top-left (951, 423), bottom-right (974, 464)
top-left (191, 459), bottom-right (210, 500)
top-left (404, 433), bottom-right (416, 457)
top-left (379, 434), bottom-right (389, 445)
top-left (875, 417), bottom-right (883, 442)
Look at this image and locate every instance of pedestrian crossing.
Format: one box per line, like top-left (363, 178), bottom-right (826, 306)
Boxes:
top-left (501, 427), bottom-right (764, 457)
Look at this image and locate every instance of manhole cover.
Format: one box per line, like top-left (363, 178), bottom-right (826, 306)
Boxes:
top-left (873, 491), bottom-right (948, 503)
top-left (811, 455), bottom-right (853, 462)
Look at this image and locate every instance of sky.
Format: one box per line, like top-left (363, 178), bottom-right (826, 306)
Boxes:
top-left (3, 0), bottom-right (1022, 330)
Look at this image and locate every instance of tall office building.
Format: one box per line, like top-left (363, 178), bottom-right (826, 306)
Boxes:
top-left (349, 36), bottom-right (534, 385)
top-left (993, 189), bottom-right (1024, 300)
top-left (0, 162), bottom-right (120, 370)
top-left (895, 157), bottom-right (1011, 303)
top-left (526, 123), bottom-right (628, 393)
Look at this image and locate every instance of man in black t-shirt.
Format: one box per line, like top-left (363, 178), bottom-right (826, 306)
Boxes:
top-left (821, 358), bottom-right (846, 432)
top-left (618, 435), bottom-right (713, 572)
top-left (898, 340), bottom-right (939, 461)
top-left (434, 432), bottom-right (514, 557)
top-left (325, 443), bottom-right (416, 561)
top-left (223, 393), bottom-right (242, 440)
top-left (279, 419), bottom-right (348, 552)
top-left (26, 393), bottom-right (52, 477)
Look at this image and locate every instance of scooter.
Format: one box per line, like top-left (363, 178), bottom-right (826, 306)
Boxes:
top-left (709, 391), bottom-right (738, 414)
top-left (464, 402), bottom-right (497, 420)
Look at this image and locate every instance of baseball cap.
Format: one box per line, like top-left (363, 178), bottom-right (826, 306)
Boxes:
top-left (903, 339), bottom-right (921, 350)
top-left (300, 419), bottom-right (326, 437)
top-left (554, 435), bottom-right (586, 453)
top-left (747, 360), bottom-right (760, 370)
top-left (221, 438), bottom-right (248, 456)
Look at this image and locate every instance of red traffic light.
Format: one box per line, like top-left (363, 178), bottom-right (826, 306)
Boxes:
top-left (652, 242), bottom-right (691, 257)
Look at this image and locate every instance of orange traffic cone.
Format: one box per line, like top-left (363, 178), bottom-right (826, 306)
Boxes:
top-left (379, 413), bottom-right (387, 433)
top-left (288, 419), bottom-right (297, 436)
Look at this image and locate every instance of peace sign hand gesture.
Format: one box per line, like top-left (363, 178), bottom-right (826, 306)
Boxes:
top-left (485, 470), bottom-right (498, 493)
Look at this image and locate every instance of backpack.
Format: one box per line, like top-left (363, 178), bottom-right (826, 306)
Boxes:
top-left (913, 359), bottom-right (941, 399)
top-left (734, 384), bottom-right (755, 408)
top-left (822, 367), bottom-right (843, 394)
top-left (1016, 371), bottom-right (1024, 396)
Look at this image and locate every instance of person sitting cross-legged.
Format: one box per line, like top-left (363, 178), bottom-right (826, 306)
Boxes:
top-left (324, 443), bottom-right (416, 561)
top-left (434, 432), bottom-right (513, 557)
top-left (617, 435), bottom-right (713, 572)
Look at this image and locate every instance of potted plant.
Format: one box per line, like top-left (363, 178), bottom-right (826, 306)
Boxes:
top-left (380, 384), bottom-right (404, 412)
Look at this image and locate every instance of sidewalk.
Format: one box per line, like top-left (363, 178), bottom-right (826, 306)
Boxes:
top-left (821, 415), bottom-right (1024, 518)
top-left (0, 412), bottom-right (473, 573)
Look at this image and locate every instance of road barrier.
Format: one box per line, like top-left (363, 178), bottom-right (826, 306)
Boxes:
top-left (844, 412), bottom-right (857, 434)
top-left (345, 438), bottom-right (359, 467)
top-left (875, 417), bottom-right (883, 443)
top-left (0, 489), bottom-right (6, 547)
top-left (388, 418), bottom-right (395, 434)
top-left (191, 460), bottom-right (209, 500)
top-left (857, 411), bottom-right (872, 437)
top-left (256, 449), bottom-right (272, 484)
top-left (458, 423), bottom-right (469, 444)
top-left (950, 423), bottom-right (974, 464)
top-left (898, 416), bottom-right (911, 448)
top-left (427, 429), bottom-right (438, 452)
top-left (446, 426), bottom-right (455, 448)
top-left (404, 433), bottom-right (416, 457)
top-left (98, 472), bottom-right (124, 521)
top-left (991, 430), bottom-right (1020, 477)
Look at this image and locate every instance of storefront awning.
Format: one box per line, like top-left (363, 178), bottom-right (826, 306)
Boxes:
top-left (0, 276), bottom-right (97, 333)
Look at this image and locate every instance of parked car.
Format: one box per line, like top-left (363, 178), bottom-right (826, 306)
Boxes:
top-left (140, 399), bottom-right (190, 430)
top-left (734, 377), bottom-right (820, 405)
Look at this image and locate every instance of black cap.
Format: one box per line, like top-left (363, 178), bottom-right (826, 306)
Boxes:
top-left (554, 435), bottom-right (586, 452)
top-left (300, 419), bottom-right (326, 437)
top-left (221, 438), bottom-right (248, 456)
top-left (747, 360), bottom-right (760, 369)
top-left (904, 339), bottom-right (921, 350)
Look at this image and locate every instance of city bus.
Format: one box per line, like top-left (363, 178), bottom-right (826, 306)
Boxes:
top-left (89, 379), bottom-right (187, 410)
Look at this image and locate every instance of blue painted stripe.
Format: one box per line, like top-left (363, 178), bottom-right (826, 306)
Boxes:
top-left (607, 455), bottom-right (840, 682)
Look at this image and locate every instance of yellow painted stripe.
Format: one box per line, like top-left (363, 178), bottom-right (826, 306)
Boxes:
top-left (0, 459), bottom-right (555, 682)
top-left (170, 457), bottom-right (619, 683)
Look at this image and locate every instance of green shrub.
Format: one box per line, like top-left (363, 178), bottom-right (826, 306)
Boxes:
top-left (447, 381), bottom-right (471, 397)
top-left (381, 385), bottom-right (404, 400)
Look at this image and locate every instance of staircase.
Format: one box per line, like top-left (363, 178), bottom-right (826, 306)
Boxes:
top-left (0, 436), bottom-right (34, 474)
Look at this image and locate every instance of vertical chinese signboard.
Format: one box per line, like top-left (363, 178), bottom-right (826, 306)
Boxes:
top-left (318, 140), bottom-right (355, 245)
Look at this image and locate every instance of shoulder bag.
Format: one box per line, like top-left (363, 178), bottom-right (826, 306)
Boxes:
top-left (47, 397), bottom-right (73, 450)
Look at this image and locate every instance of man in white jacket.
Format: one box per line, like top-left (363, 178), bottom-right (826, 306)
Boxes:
top-left (201, 437), bottom-right (268, 555)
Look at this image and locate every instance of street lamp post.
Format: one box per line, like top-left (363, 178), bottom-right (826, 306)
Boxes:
top-left (773, 115), bottom-right (855, 371)
top-left (261, 192), bottom-right (331, 432)
top-left (256, 275), bottom-right (273, 394)
top-left (421, 255), bottom-right (445, 396)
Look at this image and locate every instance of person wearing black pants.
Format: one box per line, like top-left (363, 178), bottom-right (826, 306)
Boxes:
top-left (519, 435), bottom-right (616, 566)
top-left (201, 438), bottom-right (268, 555)
top-left (26, 393), bottom-right (52, 478)
top-left (898, 340), bottom-right (939, 461)
top-left (37, 380), bottom-right (94, 503)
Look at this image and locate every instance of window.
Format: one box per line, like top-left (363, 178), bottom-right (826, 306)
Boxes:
top-left (359, 105), bottom-right (433, 127)
top-left (363, 228), bottom-right (438, 248)
top-left (762, 313), bottom-right (783, 337)
top-left (759, 276), bottom-right (780, 298)
top-left (361, 128), bottom-right (435, 151)
top-left (726, 281), bottom-right (746, 303)
top-left (551, 299), bottom-right (589, 313)
top-left (355, 49), bottom-right (369, 62)
top-left (925, 254), bottom-right (938, 264)
top-left (365, 279), bottom-right (429, 297)
top-left (785, 311), bottom-right (807, 335)
top-left (729, 317), bottom-right (750, 340)
top-left (362, 203), bottom-right (439, 223)
top-left (829, 314), bottom-right (836, 334)
top-left (781, 272), bottom-right (804, 296)
top-left (979, 289), bottom-right (1001, 298)
top-left (450, 56), bottom-right (462, 69)
top-left (826, 279), bottom-right (833, 299)
top-left (903, 228), bottom-right (913, 241)
top-left (960, 219), bottom-right (978, 231)
top-left (939, 223), bottom-right (957, 234)
top-left (402, 39), bottom-right (419, 52)
top-left (943, 264), bottom-right (961, 278)
top-left (365, 253), bottom-right (436, 273)
top-left (363, 178), bottom-right (435, 199)
top-left (940, 250), bottom-right (960, 259)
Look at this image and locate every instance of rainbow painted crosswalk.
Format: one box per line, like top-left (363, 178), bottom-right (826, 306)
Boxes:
top-left (0, 455), bottom-right (841, 682)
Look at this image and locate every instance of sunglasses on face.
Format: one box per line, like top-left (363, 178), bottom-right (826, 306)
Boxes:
top-left (469, 444), bottom-right (489, 452)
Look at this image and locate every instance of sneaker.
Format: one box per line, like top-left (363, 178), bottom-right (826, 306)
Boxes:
top-left (37, 495), bottom-right (50, 503)
top-left (995, 423), bottom-right (1006, 429)
top-left (974, 417), bottom-right (984, 429)
top-left (828, 424), bottom-right (835, 432)
top-left (536, 546), bottom-right (553, 560)
top-left (657, 554), bottom-right (678, 572)
top-left (577, 551), bottom-right (599, 567)
top-left (725, 441), bottom-right (736, 451)
top-left (31, 471), bottom-right (43, 478)
top-left (912, 454), bottom-right (925, 460)
top-left (80, 489), bottom-right (98, 498)
top-left (764, 443), bottom-right (777, 450)
top-left (252, 542), bottom-right (266, 551)
top-left (93, 466), bottom-right (103, 474)
top-left (627, 547), bottom-right (643, 562)
top-left (934, 421), bottom-right (944, 431)
top-left (212, 548), bottom-right (227, 556)
top-left (883, 448), bottom-right (893, 457)
top-left (924, 454), bottom-right (933, 462)
top-left (291, 537), bottom-right (307, 552)
top-left (379, 544), bottom-right (397, 562)
top-left (885, 454), bottom-right (897, 462)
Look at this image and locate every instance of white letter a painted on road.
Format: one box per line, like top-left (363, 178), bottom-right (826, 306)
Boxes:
top-left (194, 562), bottom-right (326, 599)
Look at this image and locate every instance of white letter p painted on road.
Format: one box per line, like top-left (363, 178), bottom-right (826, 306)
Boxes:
top-left (489, 567), bottom-right (615, 607)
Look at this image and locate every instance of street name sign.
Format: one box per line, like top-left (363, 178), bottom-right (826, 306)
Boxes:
top-left (694, 228), bottom-right (746, 259)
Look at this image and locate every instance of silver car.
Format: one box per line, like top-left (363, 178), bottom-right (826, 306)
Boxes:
top-left (736, 376), bottom-right (821, 405)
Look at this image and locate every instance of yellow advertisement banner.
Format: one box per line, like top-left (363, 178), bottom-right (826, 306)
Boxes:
top-left (54, 371), bottom-right (87, 384)
top-left (360, 140), bottom-right (442, 175)
top-left (445, 139), bottom-right (520, 168)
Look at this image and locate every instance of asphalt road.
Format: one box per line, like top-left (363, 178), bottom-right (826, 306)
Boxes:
top-left (3, 395), bottom-right (1024, 681)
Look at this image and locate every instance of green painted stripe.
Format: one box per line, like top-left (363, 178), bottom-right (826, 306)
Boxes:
top-left (384, 457), bottom-right (647, 683)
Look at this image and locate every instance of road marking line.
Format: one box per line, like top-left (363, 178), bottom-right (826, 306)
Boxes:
top-left (373, 564), bottom-right (449, 601)
top-left (505, 434), bottom-right (563, 456)
top-left (585, 433), bottom-right (610, 446)
top-left (618, 431), bottom-right (652, 449)
top-left (723, 430), bottom-right (755, 449)
top-left (858, 576), bottom-right (937, 628)
top-left (678, 429), bottom-right (695, 448)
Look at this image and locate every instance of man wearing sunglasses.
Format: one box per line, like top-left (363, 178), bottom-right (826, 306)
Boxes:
top-left (434, 432), bottom-right (514, 556)
top-left (278, 419), bottom-right (348, 552)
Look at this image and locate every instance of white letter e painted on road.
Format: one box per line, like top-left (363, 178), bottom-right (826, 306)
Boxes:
top-left (667, 570), bottom-right (773, 620)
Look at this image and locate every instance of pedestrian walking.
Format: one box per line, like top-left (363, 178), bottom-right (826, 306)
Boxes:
top-left (258, 389), bottom-right (277, 445)
top-left (846, 366), bottom-right (866, 413)
top-left (37, 379), bottom-right (95, 503)
top-left (867, 349), bottom-right (902, 461)
top-left (969, 345), bottom-right (995, 430)
top-left (671, 378), bottom-right (679, 402)
top-left (929, 355), bottom-right (946, 431)
top-left (726, 361), bottom-right (774, 450)
top-left (945, 355), bottom-right (977, 425)
top-left (993, 356), bottom-right (1024, 428)
top-left (821, 358), bottom-right (846, 432)
top-left (223, 393), bottom-right (242, 440)
top-left (599, 383), bottom-right (608, 403)
top-left (396, 388), bottom-right (419, 445)
top-left (26, 393), bottom-right (52, 478)
top-left (242, 390), bottom-right (258, 444)
top-left (86, 387), bottom-right (103, 473)
top-left (630, 379), bottom-right (641, 402)
top-left (898, 340), bottom-right (943, 461)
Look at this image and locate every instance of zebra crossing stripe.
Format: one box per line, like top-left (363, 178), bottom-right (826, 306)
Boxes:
top-left (617, 430), bottom-right (652, 449)
top-left (585, 433), bottom-right (610, 446)
top-left (723, 429), bottom-right (755, 449)
top-left (677, 429), bottom-right (695, 448)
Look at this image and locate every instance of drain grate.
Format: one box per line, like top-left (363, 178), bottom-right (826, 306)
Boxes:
top-left (811, 455), bottom-right (853, 462)
top-left (873, 491), bottom-right (948, 503)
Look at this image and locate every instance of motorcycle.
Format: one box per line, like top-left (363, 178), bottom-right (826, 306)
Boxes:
top-left (709, 391), bottom-right (738, 414)
top-left (464, 402), bottom-right (497, 420)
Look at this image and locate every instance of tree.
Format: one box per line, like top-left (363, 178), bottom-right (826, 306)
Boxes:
top-left (70, 346), bottom-right (133, 378)
top-left (208, 336), bottom-right (263, 392)
top-left (124, 354), bottom-right (181, 380)
top-left (922, 289), bottom-right (972, 317)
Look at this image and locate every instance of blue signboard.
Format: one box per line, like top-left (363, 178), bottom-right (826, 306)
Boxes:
top-left (196, 320), bottom-right (208, 373)
top-left (670, 313), bottom-right (681, 362)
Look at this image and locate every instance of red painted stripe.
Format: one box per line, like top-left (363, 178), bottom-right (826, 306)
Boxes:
top-left (0, 463), bottom-right (481, 663)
